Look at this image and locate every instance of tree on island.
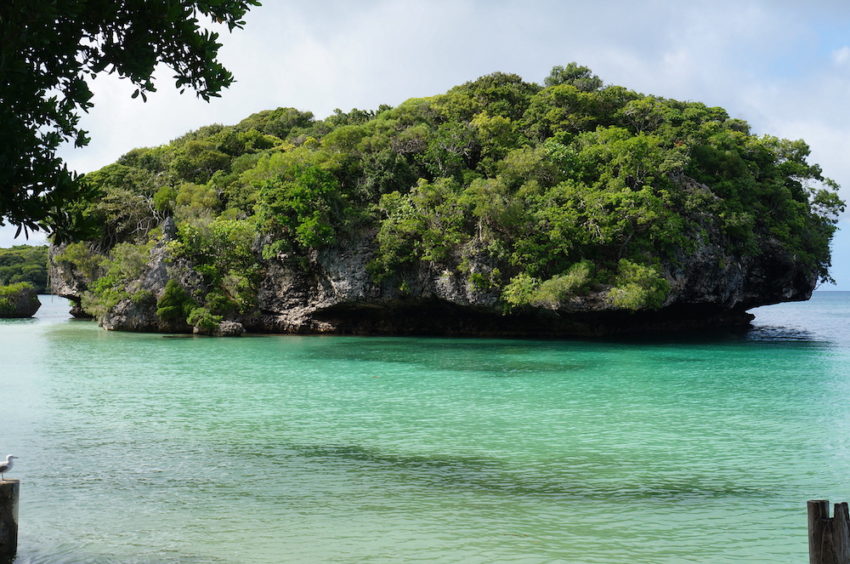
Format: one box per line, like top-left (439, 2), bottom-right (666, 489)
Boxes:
top-left (0, 245), bottom-right (49, 292)
top-left (544, 62), bottom-right (604, 91)
top-left (0, 0), bottom-right (260, 241)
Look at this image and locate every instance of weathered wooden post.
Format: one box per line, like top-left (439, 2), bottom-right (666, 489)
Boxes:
top-left (808, 500), bottom-right (850, 564)
top-left (0, 479), bottom-right (19, 561)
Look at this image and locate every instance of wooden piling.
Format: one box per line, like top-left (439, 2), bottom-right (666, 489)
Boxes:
top-left (0, 480), bottom-right (19, 561)
top-left (808, 500), bottom-right (850, 564)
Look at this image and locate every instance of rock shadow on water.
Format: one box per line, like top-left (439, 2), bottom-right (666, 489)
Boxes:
top-left (592, 322), bottom-right (835, 351)
top-left (238, 442), bottom-right (771, 504)
top-left (745, 324), bottom-right (824, 344)
top-left (278, 337), bottom-right (595, 377)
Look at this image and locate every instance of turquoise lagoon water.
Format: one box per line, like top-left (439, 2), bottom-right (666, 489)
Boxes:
top-left (2, 293), bottom-right (850, 562)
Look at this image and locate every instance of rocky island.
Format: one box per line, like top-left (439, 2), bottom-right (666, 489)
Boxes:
top-left (0, 282), bottom-right (41, 318)
top-left (49, 65), bottom-right (844, 336)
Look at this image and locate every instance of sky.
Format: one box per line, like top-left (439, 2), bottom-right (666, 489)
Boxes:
top-left (4, 0), bottom-right (850, 288)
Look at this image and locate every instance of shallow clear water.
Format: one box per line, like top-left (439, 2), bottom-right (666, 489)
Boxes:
top-left (2, 293), bottom-right (850, 562)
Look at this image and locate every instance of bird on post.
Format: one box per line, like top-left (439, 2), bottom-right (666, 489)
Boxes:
top-left (0, 455), bottom-right (17, 481)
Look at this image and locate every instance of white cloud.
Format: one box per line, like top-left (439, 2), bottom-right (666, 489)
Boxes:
top-left (833, 46), bottom-right (850, 65)
top-left (7, 0), bottom-right (850, 286)
top-left (0, 228), bottom-right (48, 249)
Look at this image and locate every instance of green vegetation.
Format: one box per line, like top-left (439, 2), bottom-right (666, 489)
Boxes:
top-left (607, 260), bottom-right (670, 310)
top-left (59, 64), bottom-right (844, 325)
top-left (76, 241), bottom-right (154, 320)
top-left (0, 0), bottom-right (259, 239)
top-left (0, 281), bottom-right (39, 317)
top-left (156, 280), bottom-right (195, 323)
top-left (503, 260), bottom-right (594, 310)
top-left (0, 245), bottom-right (48, 293)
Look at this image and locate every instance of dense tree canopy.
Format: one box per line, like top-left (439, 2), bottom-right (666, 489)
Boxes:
top-left (55, 65), bottom-right (845, 326)
top-left (0, 246), bottom-right (48, 292)
top-left (0, 0), bottom-right (259, 239)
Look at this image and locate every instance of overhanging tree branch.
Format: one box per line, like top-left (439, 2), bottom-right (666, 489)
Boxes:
top-left (0, 0), bottom-right (260, 241)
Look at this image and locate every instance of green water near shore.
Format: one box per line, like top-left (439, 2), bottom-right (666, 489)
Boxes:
top-left (2, 294), bottom-right (850, 562)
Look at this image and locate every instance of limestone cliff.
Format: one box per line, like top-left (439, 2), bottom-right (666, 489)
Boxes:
top-left (49, 219), bottom-right (814, 337)
top-left (47, 246), bottom-right (92, 319)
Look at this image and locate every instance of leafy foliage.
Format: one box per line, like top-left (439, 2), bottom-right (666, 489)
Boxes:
top-left (79, 241), bottom-right (153, 320)
top-left (0, 0), bottom-right (259, 239)
top-left (0, 281), bottom-right (38, 316)
top-left (170, 217), bottom-right (259, 314)
top-left (156, 279), bottom-right (195, 322)
top-left (256, 165), bottom-right (348, 250)
top-left (186, 307), bottom-right (222, 333)
top-left (502, 261), bottom-right (595, 309)
top-left (0, 246), bottom-right (49, 292)
top-left (64, 64), bottom-right (844, 320)
top-left (606, 260), bottom-right (670, 310)
top-left (54, 242), bottom-right (105, 281)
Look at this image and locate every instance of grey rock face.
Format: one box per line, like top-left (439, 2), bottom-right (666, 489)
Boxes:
top-left (47, 245), bottom-right (91, 318)
top-left (214, 321), bottom-right (245, 337)
top-left (254, 233), bottom-right (506, 334)
top-left (48, 217), bottom-right (817, 337)
top-left (101, 242), bottom-right (196, 333)
top-left (251, 228), bottom-right (811, 337)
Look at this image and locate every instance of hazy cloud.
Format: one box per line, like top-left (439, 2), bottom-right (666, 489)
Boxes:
top-left (6, 0), bottom-right (850, 285)
top-left (832, 45), bottom-right (850, 65)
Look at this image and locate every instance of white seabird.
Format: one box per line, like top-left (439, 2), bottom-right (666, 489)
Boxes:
top-left (0, 455), bottom-right (17, 481)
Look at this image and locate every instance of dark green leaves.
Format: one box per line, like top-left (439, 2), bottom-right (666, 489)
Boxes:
top-left (61, 62), bottom-right (846, 318)
top-left (0, 0), bottom-right (260, 238)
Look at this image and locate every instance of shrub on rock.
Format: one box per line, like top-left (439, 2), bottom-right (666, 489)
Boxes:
top-left (0, 282), bottom-right (41, 318)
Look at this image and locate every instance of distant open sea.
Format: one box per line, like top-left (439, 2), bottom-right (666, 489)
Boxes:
top-left (1, 292), bottom-right (849, 563)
